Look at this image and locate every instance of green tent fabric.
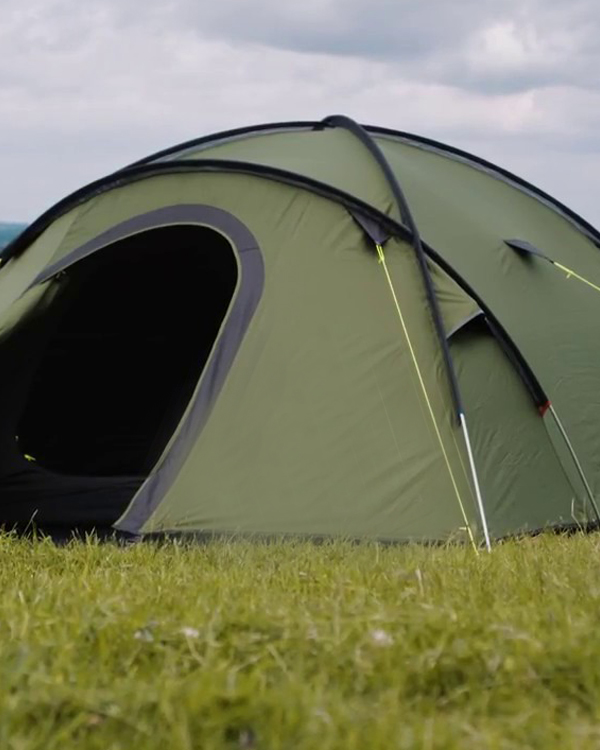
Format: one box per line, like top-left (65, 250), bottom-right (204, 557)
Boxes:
top-left (1, 115), bottom-right (600, 546)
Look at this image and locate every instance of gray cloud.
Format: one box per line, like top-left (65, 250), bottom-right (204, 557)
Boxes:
top-left (0, 0), bottom-right (599, 226)
top-left (172, 0), bottom-right (600, 93)
top-left (191, 0), bottom-right (504, 57)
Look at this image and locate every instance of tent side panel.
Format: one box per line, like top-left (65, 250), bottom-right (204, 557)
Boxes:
top-left (114, 180), bottom-right (478, 541)
top-left (168, 128), bottom-right (398, 221)
top-left (377, 136), bottom-right (600, 501)
top-left (450, 322), bottom-right (578, 535)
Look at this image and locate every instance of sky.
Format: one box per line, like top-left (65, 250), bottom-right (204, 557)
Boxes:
top-left (2, 0), bottom-right (600, 225)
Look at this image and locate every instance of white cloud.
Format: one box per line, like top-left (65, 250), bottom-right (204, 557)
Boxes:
top-left (468, 21), bottom-right (561, 72)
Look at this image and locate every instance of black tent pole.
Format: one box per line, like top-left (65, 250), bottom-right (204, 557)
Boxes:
top-left (321, 115), bottom-right (491, 552)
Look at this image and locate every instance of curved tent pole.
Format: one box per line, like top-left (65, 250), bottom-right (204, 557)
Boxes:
top-left (125, 117), bottom-right (600, 251)
top-left (3, 154), bottom-right (572, 411)
top-left (322, 114), bottom-right (464, 420)
top-left (322, 114), bottom-right (491, 551)
top-left (9, 116), bottom-right (600, 263)
top-left (2, 154), bottom-right (566, 436)
top-left (4, 152), bottom-right (572, 413)
top-left (0, 158), bottom-right (415, 266)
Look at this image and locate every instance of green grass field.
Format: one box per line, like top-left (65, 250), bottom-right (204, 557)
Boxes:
top-left (2, 532), bottom-right (600, 749)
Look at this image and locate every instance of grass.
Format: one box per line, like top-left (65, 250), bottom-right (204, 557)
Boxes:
top-left (2, 533), bottom-right (600, 749)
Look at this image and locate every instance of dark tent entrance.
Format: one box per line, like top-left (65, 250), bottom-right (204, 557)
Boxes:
top-left (0, 224), bottom-right (238, 533)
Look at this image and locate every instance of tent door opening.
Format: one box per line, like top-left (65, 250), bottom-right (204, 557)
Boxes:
top-left (0, 224), bottom-right (238, 531)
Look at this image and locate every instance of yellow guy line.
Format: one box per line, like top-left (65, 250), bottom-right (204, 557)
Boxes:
top-left (375, 244), bottom-right (479, 554)
top-left (554, 262), bottom-right (600, 294)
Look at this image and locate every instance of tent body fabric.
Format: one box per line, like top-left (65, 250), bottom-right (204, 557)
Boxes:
top-left (1, 116), bottom-right (599, 544)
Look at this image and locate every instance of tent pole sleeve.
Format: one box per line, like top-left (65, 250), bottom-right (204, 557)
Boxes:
top-left (322, 114), bottom-right (464, 421)
top-left (548, 405), bottom-right (600, 523)
top-left (460, 412), bottom-right (492, 551)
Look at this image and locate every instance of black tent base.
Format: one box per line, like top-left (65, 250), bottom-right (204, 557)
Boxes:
top-left (0, 461), bottom-right (143, 538)
top-left (3, 524), bottom-right (139, 545)
top-left (4, 515), bottom-right (599, 546)
top-left (130, 522), bottom-right (600, 548)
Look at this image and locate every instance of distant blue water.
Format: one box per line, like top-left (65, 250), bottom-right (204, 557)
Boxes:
top-left (0, 222), bottom-right (27, 253)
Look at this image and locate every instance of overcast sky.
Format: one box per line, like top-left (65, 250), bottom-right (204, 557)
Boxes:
top-left (2, 0), bottom-right (600, 225)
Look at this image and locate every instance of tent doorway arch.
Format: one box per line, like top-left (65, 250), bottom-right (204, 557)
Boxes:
top-left (0, 224), bottom-right (238, 531)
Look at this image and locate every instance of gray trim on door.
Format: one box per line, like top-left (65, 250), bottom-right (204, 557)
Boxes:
top-left (31, 204), bottom-right (264, 534)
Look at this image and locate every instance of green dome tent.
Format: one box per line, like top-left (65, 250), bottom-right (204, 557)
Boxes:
top-left (1, 115), bottom-right (600, 547)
